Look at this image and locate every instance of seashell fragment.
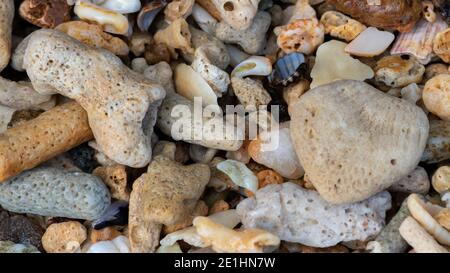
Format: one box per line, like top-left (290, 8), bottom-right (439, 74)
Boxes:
top-left (268, 52), bottom-right (307, 86)
top-left (310, 40), bottom-right (374, 88)
top-left (137, 0), bottom-right (166, 32)
top-left (100, 0), bottom-right (141, 14)
top-left (407, 194), bottom-right (450, 246)
top-left (217, 159), bottom-right (258, 194)
top-left (231, 56), bottom-right (272, 78)
top-left (345, 27), bottom-right (395, 57)
top-left (74, 1), bottom-right (129, 35)
top-left (391, 18), bottom-right (448, 64)
top-left (174, 63), bottom-right (218, 106)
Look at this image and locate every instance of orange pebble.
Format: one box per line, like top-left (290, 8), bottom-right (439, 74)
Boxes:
top-left (209, 200), bottom-right (230, 215)
top-left (257, 170), bottom-right (284, 189)
top-left (90, 227), bottom-right (121, 243)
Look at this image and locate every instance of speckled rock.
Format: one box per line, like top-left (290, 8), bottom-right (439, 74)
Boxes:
top-left (231, 77), bottom-right (271, 109)
top-left (22, 29), bottom-right (166, 168)
top-left (290, 80), bottom-right (429, 204)
top-left (0, 211), bottom-right (43, 250)
top-left (0, 167), bottom-right (110, 220)
top-left (214, 11), bottom-right (271, 54)
top-left (0, 0), bottom-right (13, 72)
top-left (237, 182), bottom-right (391, 247)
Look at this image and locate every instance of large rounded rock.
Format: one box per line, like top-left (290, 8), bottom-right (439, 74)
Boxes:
top-left (289, 80), bottom-right (429, 204)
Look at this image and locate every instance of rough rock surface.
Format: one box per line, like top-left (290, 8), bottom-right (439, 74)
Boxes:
top-left (237, 182), bottom-right (391, 247)
top-left (0, 167), bottom-right (110, 220)
top-left (289, 80), bottom-right (429, 203)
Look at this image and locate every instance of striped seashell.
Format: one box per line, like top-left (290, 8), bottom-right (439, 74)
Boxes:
top-left (391, 17), bottom-right (448, 65)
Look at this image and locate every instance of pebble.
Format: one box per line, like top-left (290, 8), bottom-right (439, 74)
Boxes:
top-left (129, 155), bottom-right (210, 252)
top-left (19, 0), bottom-right (71, 28)
top-left (320, 11), bottom-right (366, 42)
top-left (0, 210), bottom-right (43, 250)
top-left (432, 166), bottom-right (450, 194)
top-left (248, 124), bottom-right (304, 179)
top-left (374, 55), bottom-right (425, 88)
top-left (0, 241), bottom-right (39, 253)
top-left (237, 182), bottom-right (391, 247)
top-left (231, 77), bottom-right (272, 109)
top-left (42, 221), bottom-right (87, 253)
top-left (289, 80), bottom-right (429, 204)
top-left (389, 166), bottom-right (430, 194)
top-left (310, 40), bottom-right (374, 88)
top-left (0, 167), bottom-right (111, 220)
top-left (421, 119), bottom-right (450, 163)
top-left (422, 74), bottom-right (450, 120)
top-left (93, 165), bottom-right (130, 202)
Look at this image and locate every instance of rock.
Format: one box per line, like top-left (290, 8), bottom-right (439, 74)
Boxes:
top-left (90, 227), bottom-right (121, 243)
top-left (129, 155), bottom-right (210, 252)
top-left (423, 74), bottom-right (450, 120)
top-left (231, 77), bottom-right (272, 109)
top-left (289, 80), bottom-right (429, 204)
top-left (0, 211), bottom-right (43, 250)
top-left (248, 124), bottom-right (304, 179)
top-left (327, 0), bottom-right (422, 33)
top-left (93, 165), bottom-right (129, 202)
top-left (366, 200), bottom-right (410, 253)
top-left (42, 221), bottom-right (87, 253)
top-left (320, 11), bottom-right (366, 42)
top-left (389, 166), bottom-right (430, 194)
top-left (432, 166), bottom-right (450, 194)
top-left (0, 167), bottom-right (110, 220)
top-left (374, 55), bottom-right (425, 88)
top-left (421, 120), bottom-right (450, 163)
top-left (214, 11), bottom-right (271, 55)
top-left (237, 182), bottom-right (391, 247)
top-left (0, 241), bottom-right (39, 253)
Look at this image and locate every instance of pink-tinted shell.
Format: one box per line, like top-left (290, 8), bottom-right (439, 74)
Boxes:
top-left (390, 18), bottom-right (448, 64)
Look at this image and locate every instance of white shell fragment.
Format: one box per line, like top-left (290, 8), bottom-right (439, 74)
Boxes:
top-left (174, 63), bottom-right (218, 106)
top-left (407, 194), bottom-right (450, 246)
top-left (310, 40), bottom-right (374, 88)
top-left (216, 159), bottom-right (259, 194)
top-left (160, 210), bottom-right (241, 247)
top-left (345, 27), bottom-right (395, 57)
top-left (100, 0), bottom-right (141, 14)
top-left (156, 243), bottom-right (183, 253)
top-left (231, 56), bottom-right (272, 78)
top-left (74, 1), bottom-right (129, 35)
top-left (86, 236), bottom-right (131, 253)
top-left (237, 182), bottom-right (391, 247)
top-left (399, 216), bottom-right (448, 253)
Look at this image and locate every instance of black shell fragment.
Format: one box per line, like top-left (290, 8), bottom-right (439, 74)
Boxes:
top-left (92, 201), bottom-right (128, 230)
top-left (268, 52), bottom-right (307, 86)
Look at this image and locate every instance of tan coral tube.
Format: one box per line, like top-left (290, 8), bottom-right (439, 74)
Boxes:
top-left (0, 101), bottom-right (93, 182)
